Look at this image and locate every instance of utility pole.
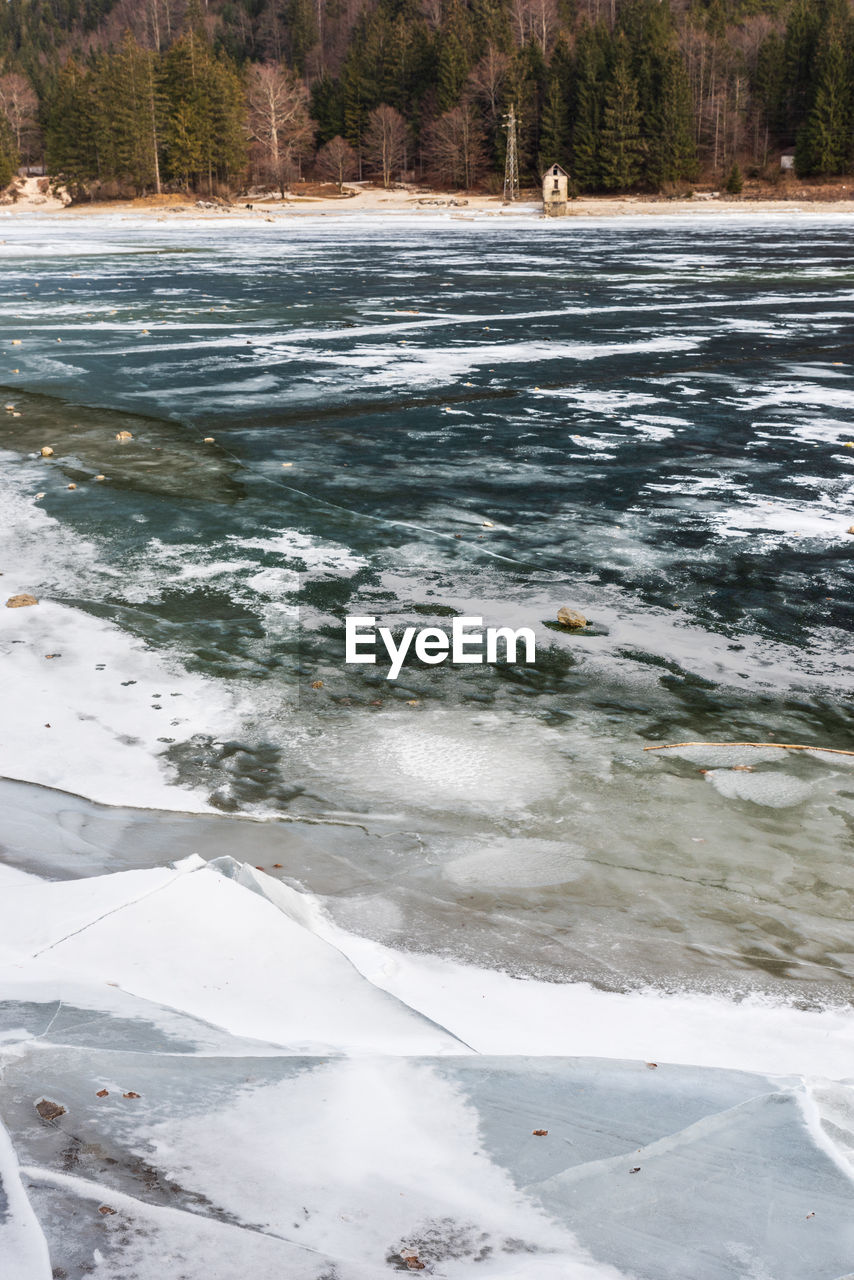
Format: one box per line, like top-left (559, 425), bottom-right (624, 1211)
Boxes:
top-left (503, 103), bottom-right (519, 204)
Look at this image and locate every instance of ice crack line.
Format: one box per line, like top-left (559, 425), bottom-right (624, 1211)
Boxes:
top-left (30, 864), bottom-right (198, 960)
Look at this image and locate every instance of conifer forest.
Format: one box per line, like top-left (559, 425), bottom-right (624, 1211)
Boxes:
top-left (0, 0), bottom-right (852, 197)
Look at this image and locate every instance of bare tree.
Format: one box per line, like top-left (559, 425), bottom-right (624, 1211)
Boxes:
top-left (315, 135), bottom-right (358, 191)
top-left (425, 104), bottom-right (487, 191)
top-left (419, 0), bottom-right (442, 31)
top-left (0, 74), bottom-right (40, 164)
top-left (510, 0), bottom-right (557, 49)
top-left (363, 105), bottom-right (407, 188)
top-left (467, 44), bottom-right (510, 127)
top-left (247, 63), bottom-right (314, 195)
top-left (100, 0), bottom-right (183, 51)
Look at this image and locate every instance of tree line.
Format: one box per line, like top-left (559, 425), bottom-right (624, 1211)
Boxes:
top-left (1, 0), bottom-right (853, 198)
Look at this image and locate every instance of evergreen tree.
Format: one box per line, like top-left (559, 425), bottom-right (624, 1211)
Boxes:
top-left (161, 18), bottom-right (246, 193)
top-left (341, 9), bottom-right (386, 152)
top-left (753, 31), bottom-right (786, 152)
top-left (437, 32), bottom-right (470, 112)
top-left (286, 0), bottom-right (319, 73)
top-left (599, 33), bottom-right (644, 190)
top-left (507, 38), bottom-right (547, 181)
top-left (110, 34), bottom-right (163, 194)
top-left (46, 59), bottom-right (99, 198)
top-left (539, 75), bottom-right (568, 171)
top-left (645, 49), bottom-right (696, 186)
top-left (311, 75), bottom-right (345, 147)
top-left (0, 114), bottom-right (18, 189)
top-left (538, 36), bottom-right (573, 172)
top-left (795, 18), bottom-right (852, 175)
top-left (570, 23), bottom-right (609, 192)
top-left (619, 0), bottom-right (694, 188)
top-left (780, 0), bottom-right (822, 142)
top-left (162, 36), bottom-right (206, 188)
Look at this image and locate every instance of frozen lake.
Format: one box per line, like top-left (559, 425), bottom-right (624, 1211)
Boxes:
top-left (0, 213), bottom-right (853, 1278)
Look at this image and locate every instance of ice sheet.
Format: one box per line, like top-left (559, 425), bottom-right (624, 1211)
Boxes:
top-left (0, 858), bottom-right (462, 1055)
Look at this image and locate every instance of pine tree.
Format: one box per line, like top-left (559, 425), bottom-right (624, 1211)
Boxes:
top-left (754, 31), bottom-right (786, 153)
top-left (539, 76), bottom-right (568, 171)
top-left (286, 0), bottom-right (319, 74)
top-left (618, 0), bottom-right (694, 189)
top-left (645, 49), bottom-right (696, 186)
top-left (161, 16), bottom-right (246, 194)
top-left (199, 55), bottom-right (247, 192)
top-left (599, 33), bottom-right (644, 191)
top-left (437, 32), bottom-right (470, 112)
top-left (46, 59), bottom-right (99, 199)
top-left (570, 23), bottom-right (608, 192)
top-left (780, 0), bottom-right (822, 143)
top-left (341, 10), bottom-right (386, 154)
top-left (539, 35), bottom-right (573, 172)
top-left (0, 114), bottom-right (18, 189)
top-left (110, 34), bottom-right (162, 194)
top-left (506, 38), bottom-right (547, 182)
top-left (162, 37), bottom-right (206, 188)
top-left (795, 20), bottom-right (852, 175)
top-left (311, 76), bottom-right (345, 147)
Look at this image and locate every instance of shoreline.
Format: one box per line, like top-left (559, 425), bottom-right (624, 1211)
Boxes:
top-left (5, 179), bottom-right (854, 221)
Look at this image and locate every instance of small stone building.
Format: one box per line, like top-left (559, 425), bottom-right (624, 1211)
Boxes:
top-left (542, 164), bottom-right (569, 217)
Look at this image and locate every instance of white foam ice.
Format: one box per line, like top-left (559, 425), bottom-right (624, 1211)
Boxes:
top-left (625, 413), bottom-right (689, 439)
top-left (736, 381), bottom-right (854, 413)
top-left (314, 334), bottom-right (703, 389)
top-left (229, 531), bottom-right (368, 574)
top-left (706, 769), bottom-right (814, 808)
top-left (323, 708), bottom-right (566, 817)
top-left (532, 388), bottom-right (664, 410)
top-left (790, 418), bottom-right (854, 444)
top-left (443, 838), bottom-right (585, 888)
top-left (707, 495), bottom-right (852, 542)
top-left (440, 834), bottom-right (588, 885)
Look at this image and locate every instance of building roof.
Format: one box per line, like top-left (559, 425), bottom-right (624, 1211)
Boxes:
top-left (542, 164), bottom-right (568, 179)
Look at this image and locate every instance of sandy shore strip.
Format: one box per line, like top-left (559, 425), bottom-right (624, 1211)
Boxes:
top-left (4, 175), bottom-right (854, 220)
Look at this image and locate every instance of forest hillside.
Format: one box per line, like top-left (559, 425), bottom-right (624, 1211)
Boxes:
top-left (0, 0), bottom-right (852, 198)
